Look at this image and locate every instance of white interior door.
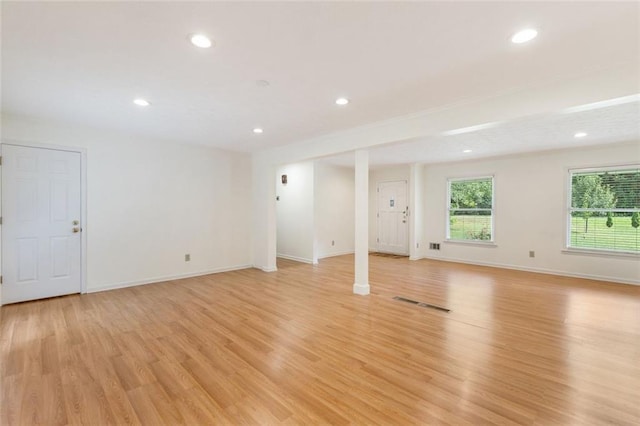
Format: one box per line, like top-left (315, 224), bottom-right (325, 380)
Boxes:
top-left (2, 144), bottom-right (82, 304)
top-left (377, 180), bottom-right (408, 255)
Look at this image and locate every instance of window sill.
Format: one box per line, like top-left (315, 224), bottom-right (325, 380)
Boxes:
top-left (444, 239), bottom-right (497, 248)
top-left (562, 248), bottom-right (640, 259)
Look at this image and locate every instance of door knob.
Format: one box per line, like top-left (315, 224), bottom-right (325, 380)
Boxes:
top-left (72, 227), bottom-right (80, 233)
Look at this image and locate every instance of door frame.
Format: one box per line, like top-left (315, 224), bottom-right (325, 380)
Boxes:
top-left (0, 140), bottom-right (88, 301)
top-left (376, 179), bottom-right (409, 255)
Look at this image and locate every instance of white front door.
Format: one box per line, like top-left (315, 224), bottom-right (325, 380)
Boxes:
top-left (2, 144), bottom-right (83, 304)
top-left (377, 180), bottom-right (409, 255)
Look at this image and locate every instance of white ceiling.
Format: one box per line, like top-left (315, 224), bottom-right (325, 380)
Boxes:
top-left (2, 1), bottom-right (639, 159)
top-left (320, 98), bottom-right (640, 167)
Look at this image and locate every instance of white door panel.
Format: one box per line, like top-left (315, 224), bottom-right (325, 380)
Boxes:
top-left (17, 237), bottom-right (38, 281)
top-left (2, 144), bottom-right (82, 304)
top-left (377, 180), bottom-right (408, 255)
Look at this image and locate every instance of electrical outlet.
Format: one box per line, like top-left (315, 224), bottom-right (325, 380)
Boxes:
top-left (529, 251), bottom-right (535, 258)
top-left (185, 254), bottom-right (191, 262)
top-left (331, 240), bottom-right (335, 246)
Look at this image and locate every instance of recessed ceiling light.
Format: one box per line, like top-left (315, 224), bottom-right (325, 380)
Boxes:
top-left (133, 98), bottom-right (150, 107)
top-left (253, 128), bottom-right (263, 134)
top-left (256, 80), bottom-right (270, 87)
top-left (190, 33), bottom-right (213, 48)
top-left (574, 132), bottom-right (588, 138)
top-left (511, 28), bottom-right (538, 44)
top-left (463, 149), bottom-right (472, 153)
top-left (335, 97), bottom-right (349, 106)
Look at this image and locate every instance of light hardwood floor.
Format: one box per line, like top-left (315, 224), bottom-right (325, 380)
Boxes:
top-left (1, 255), bottom-right (639, 425)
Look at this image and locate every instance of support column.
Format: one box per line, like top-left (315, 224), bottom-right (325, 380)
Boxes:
top-left (409, 163), bottom-right (423, 261)
top-left (252, 157), bottom-right (277, 272)
top-left (353, 150), bottom-right (370, 295)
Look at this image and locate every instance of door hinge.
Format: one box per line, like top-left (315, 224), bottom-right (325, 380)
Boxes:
top-left (0, 156), bottom-right (2, 166)
top-left (377, 238), bottom-right (379, 242)
top-left (0, 216), bottom-right (2, 225)
top-left (1, 276), bottom-right (3, 284)
top-left (377, 213), bottom-right (379, 218)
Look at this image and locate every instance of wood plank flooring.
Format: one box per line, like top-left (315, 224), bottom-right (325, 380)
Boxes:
top-left (1, 255), bottom-right (639, 425)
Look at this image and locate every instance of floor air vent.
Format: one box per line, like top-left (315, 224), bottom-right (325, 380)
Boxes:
top-left (393, 296), bottom-right (450, 312)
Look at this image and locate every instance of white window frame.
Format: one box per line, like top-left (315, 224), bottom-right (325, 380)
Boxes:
top-left (446, 175), bottom-right (495, 244)
top-left (566, 164), bottom-right (640, 256)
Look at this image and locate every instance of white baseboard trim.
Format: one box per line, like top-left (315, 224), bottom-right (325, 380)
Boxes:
top-left (318, 250), bottom-right (355, 260)
top-left (409, 255), bottom-right (423, 261)
top-left (353, 282), bottom-right (370, 295)
top-left (255, 265), bottom-right (278, 272)
top-left (276, 254), bottom-right (315, 264)
top-left (86, 264), bottom-right (252, 294)
top-left (422, 255), bottom-right (639, 286)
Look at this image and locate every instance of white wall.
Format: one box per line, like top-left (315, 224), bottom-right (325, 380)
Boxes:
top-left (276, 161), bottom-right (315, 263)
top-left (315, 162), bottom-right (355, 259)
top-left (368, 165), bottom-right (410, 250)
top-left (420, 142), bottom-right (640, 284)
top-left (1, 113), bottom-right (252, 296)
top-left (250, 69), bottom-right (637, 270)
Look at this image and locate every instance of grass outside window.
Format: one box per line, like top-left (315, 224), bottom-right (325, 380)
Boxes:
top-left (569, 167), bottom-right (639, 253)
top-left (447, 177), bottom-right (494, 242)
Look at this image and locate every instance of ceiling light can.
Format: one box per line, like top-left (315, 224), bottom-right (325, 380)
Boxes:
top-left (133, 98), bottom-right (150, 107)
top-left (190, 33), bottom-right (213, 48)
top-left (511, 28), bottom-right (538, 44)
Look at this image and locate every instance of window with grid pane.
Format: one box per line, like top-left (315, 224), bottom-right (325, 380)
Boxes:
top-left (568, 166), bottom-right (640, 253)
top-left (447, 177), bottom-right (494, 242)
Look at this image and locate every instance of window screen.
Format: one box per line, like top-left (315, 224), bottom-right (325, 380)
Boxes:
top-left (569, 167), bottom-right (640, 253)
